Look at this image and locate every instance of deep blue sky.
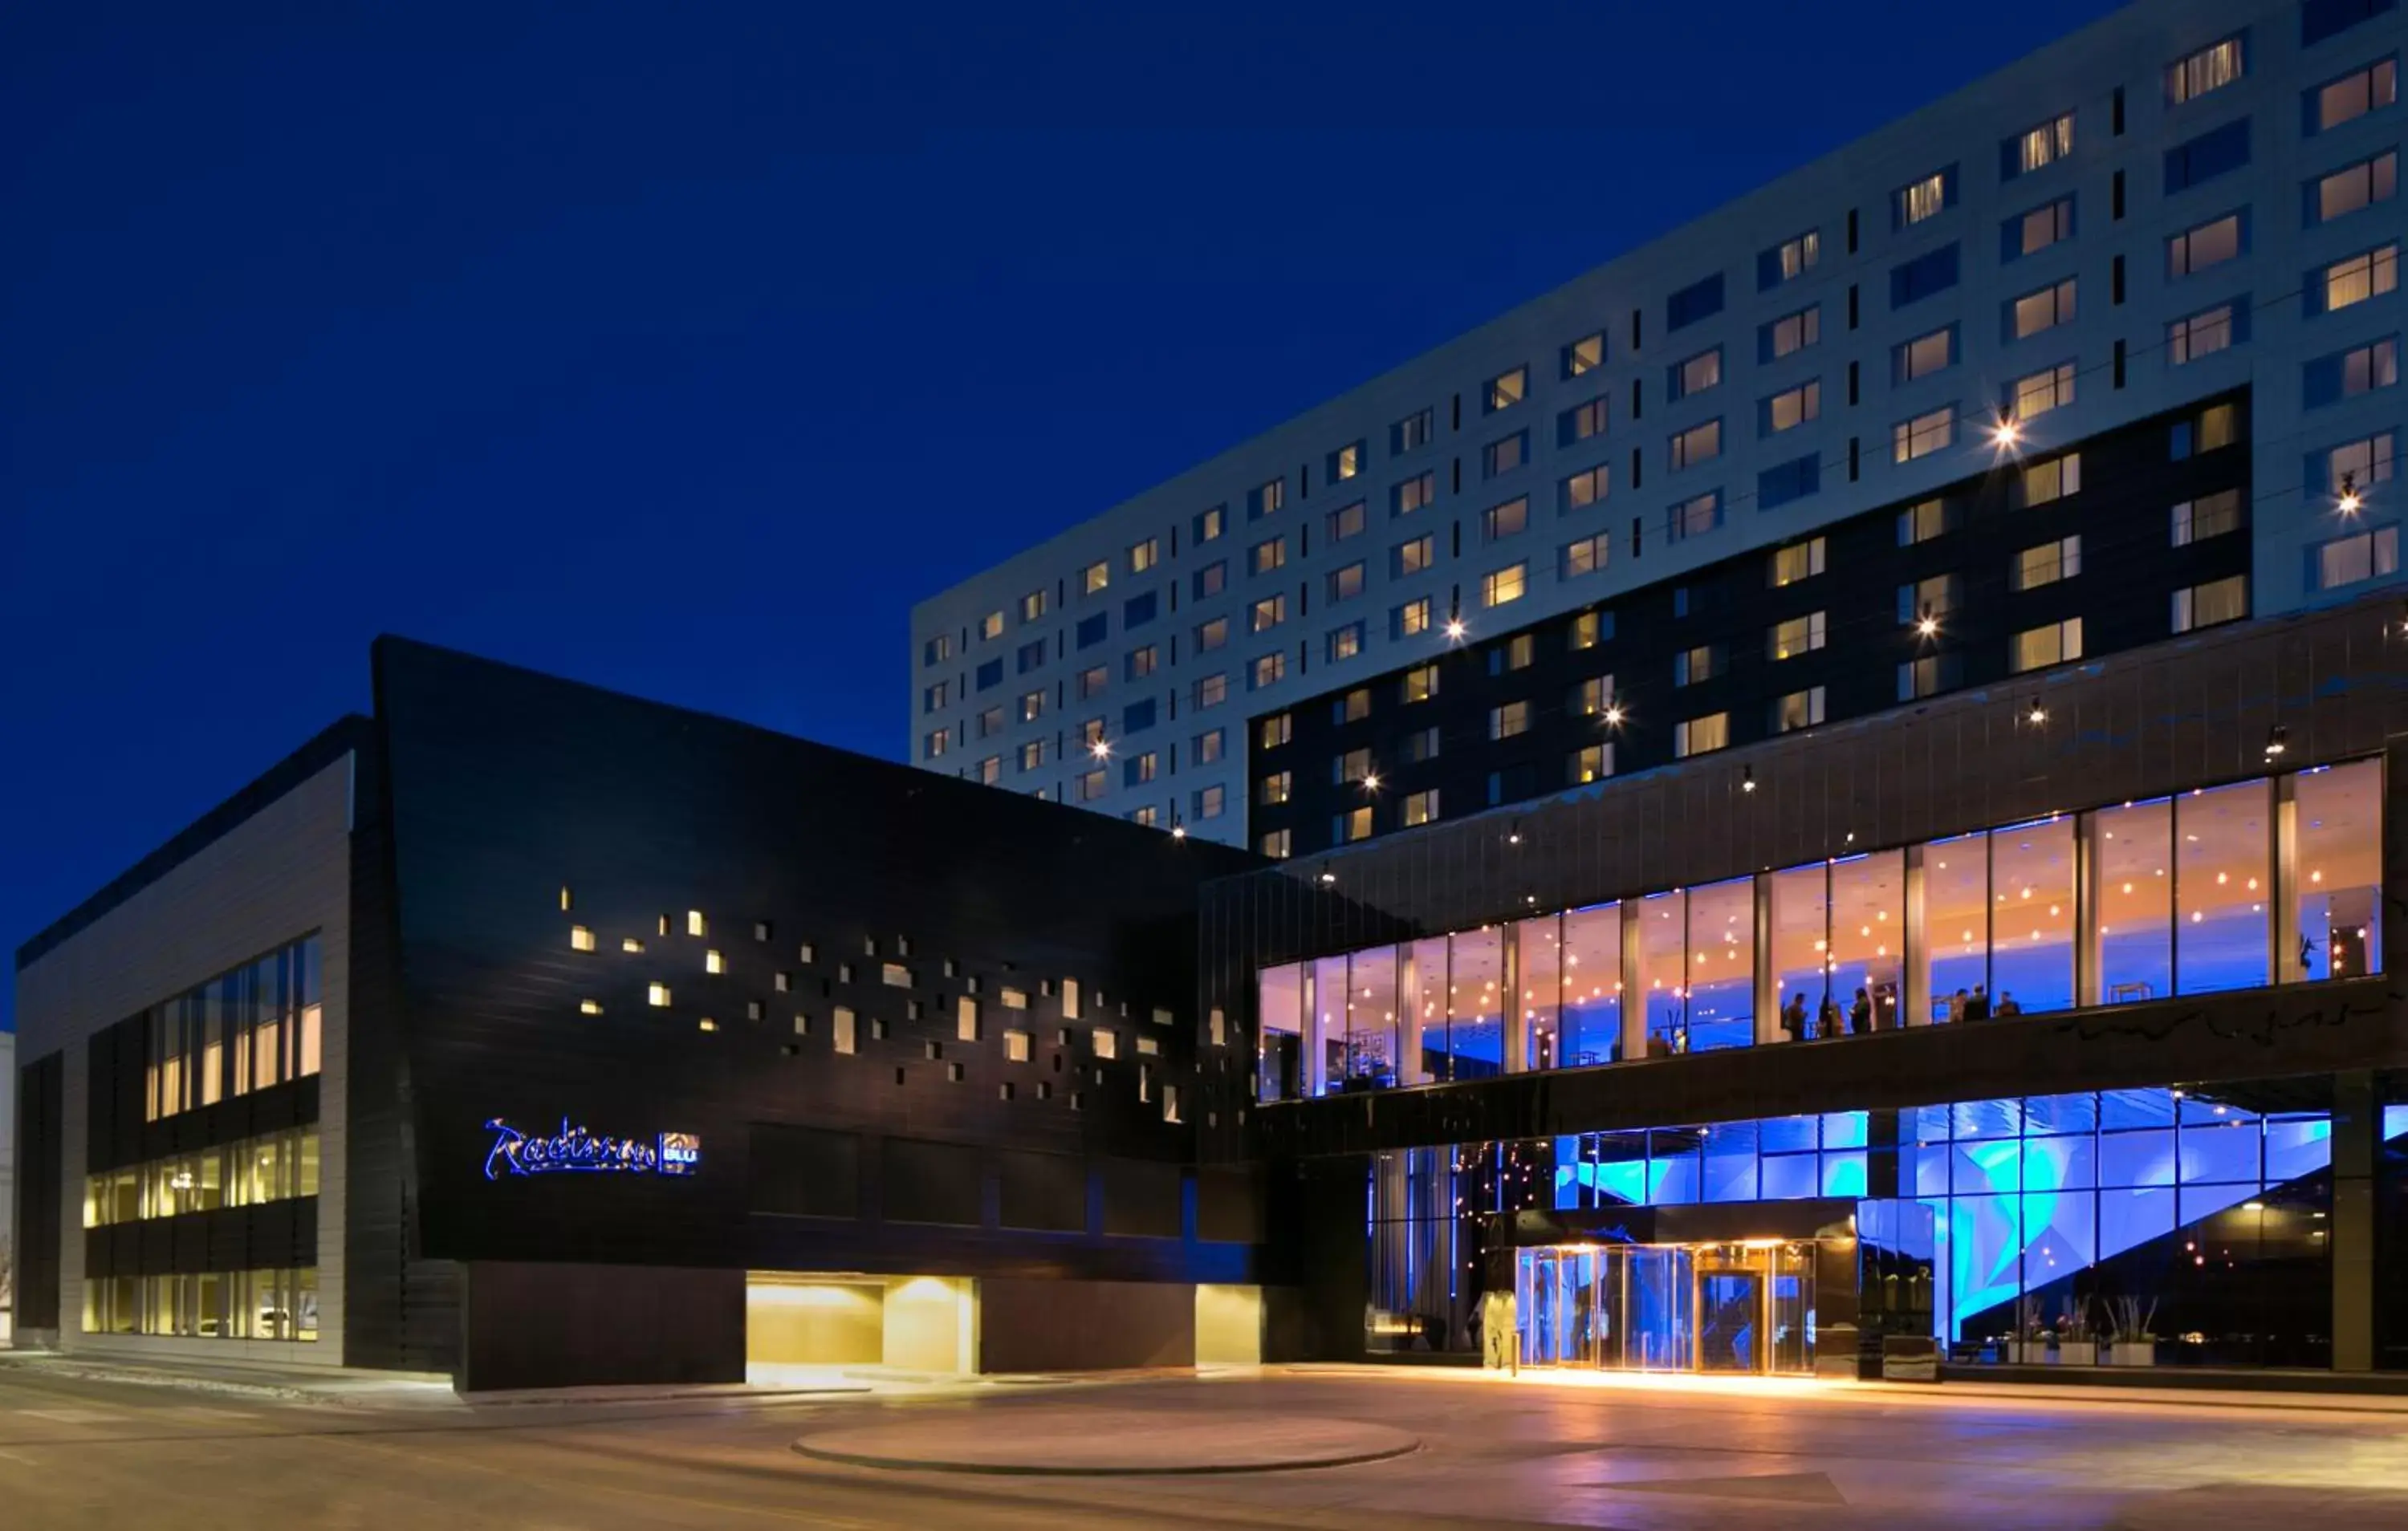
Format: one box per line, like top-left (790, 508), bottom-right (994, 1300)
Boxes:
top-left (1, 2), bottom-right (2125, 1028)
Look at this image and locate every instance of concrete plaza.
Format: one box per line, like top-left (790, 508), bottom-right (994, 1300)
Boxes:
top-left (4, 1356), bottom-right (2408, 1528)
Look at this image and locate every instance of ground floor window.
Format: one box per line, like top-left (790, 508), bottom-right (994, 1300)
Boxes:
top-left (83, 1268), bottom-right (318, 1342)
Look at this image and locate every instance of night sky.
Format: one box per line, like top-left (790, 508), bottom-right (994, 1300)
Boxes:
top-left (2, 2), bottom-right (2125, 1028)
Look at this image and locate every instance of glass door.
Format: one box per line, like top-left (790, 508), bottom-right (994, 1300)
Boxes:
top-left (1696, 1269), bottom-right (1763, 1371)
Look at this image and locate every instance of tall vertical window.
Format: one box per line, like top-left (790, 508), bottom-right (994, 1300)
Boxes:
top-left (144, 936), bottom-right (324, 1122)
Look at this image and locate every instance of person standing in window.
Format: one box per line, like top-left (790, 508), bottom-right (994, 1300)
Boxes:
top-left (1850, 988), bottom-right (1873, 1036)
top-left (1818, 993), bottom-right (1843, 1040)
top-left (1781, 992), bottom-right (1808, 1042)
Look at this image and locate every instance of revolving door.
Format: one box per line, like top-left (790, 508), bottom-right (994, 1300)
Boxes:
top-left (1515, 1240), bottom-right (1816, 1375)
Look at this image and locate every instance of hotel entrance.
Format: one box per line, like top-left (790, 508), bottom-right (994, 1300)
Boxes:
top-left (1495, 1198), bottom-right (1930, 1378)
top-left (1516, 1240), bottom-right (1816, 1374)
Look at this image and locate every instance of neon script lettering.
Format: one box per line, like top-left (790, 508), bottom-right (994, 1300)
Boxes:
top-left (482, 1118), bottom-right (701, 1180)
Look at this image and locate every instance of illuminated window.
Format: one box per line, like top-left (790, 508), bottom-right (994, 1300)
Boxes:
top-left (570, 925), bottom-right (595, 952)
top-left (1125, 644), bottom-right (1157, 680)
top-left (1402, 664), bottom-right (1439, 703)
top-left (2013, 453), bottom-right (2083, 507)
top-left (1763, 381), bottom-right (1820, 434)
top-left (1893, 407), bottom-right (1954, 463)
top-left (1898, 497), bottom-right (1956, 545)
top-left (649, 983), bottom-right (672, 1008)
top-left (705, 948), bottom-right (724, 974)
top-left (1671, 347), bottom-right (1723, 399)
top-left (2008, 112), bottom-right (2073, 175)
top-left (2171, 574), bottom-right (2248, 631)
top-left (1259, 770), bottom-right (1292, 806)
top-left (1764, 306), bottom-right (1819, 360)
top-left (1259, 829), bottom-right (1291, 859)
top-left (1333, 687), bottom-right (1371, 725)
top-left (2320, 244), bottom-right (2399, 311)
top-left (1570, 609), bottom-right (1605, 648)
top-left (2011, 278), bottom-right (2076, 339)
top-left (1260, 713), bottom-right (1292, 748)
top-left (2168, 213), bottom-right (2242, 277)
top-left (1485, 365), bottom-right (1528, 412)
top-left (832, 1006), bottom-right (856, 1054)
top-left (2171, 489), bottom-right (2244, 544)
top-left (1392, 408), bottom-right (1434, 453)
top-left (1326, 499), bottom-right (1366, 540)
top-left (2011, 617), bottom-right (2084, 672)
top-left (2316, 152), bottom-right (2398, 224)
top-left (2013, 197), bottom-right (2074, 258)
top-left (621, 936), bottom-right (643, 954)
top-left (1675, 644), bottom-right (1722, 686)
top-left (1666, 490), bottom-right (1722, 541)
top-left (1897, 166), bottom-right (1953, 225)
top-left (1897, 327), bottom-right (1955, 381)
top-left (1327, 562), bottom-right (1366, 603)
top-left (1251, 536), bottom-right (1287, 575)
top-left (1571, 745), bottom-right (1613, 784)
top-left (1004, 1029), bottom-right (1032, 1062)
top-left (1194, 672), bottom-right (1229, 709)
top-left (1564, 331), bottom-right (1605, 376)
top-left (1772, 686), bottom-right (1826, 733)
top-left (2166, 36), bottom-right (2243, 104)
top-left (1770, 537), bottom-right (1825, 587)
top-left (1194, 782), bottom-right (1226, 819)
top-left (2011, 361), bottom-right (2076, 418)
top-left (1020, 589), bottom-right (1048, 623)
top-left (1332, 806), bottom-right (1373, 845)
top-left (1394, 597), bottom-right (1432, 636)
top-left (1561, 464), bottom-right (1608, 511)
top-left (580, 999), bottom-right (602, 1016)
top-left (1767, 611), bottom-right (1827, 660)
top-left (2011, 534), bottom-right (2083, 591)
top-left (1482, 562), bottom-right (1527, 607)
top-left (1082, 560), bottom-right (1109, 594)
top-left (1674, 713), bottom-right (1730, 757)
top-left (1076, 666), bottom-right (1107, 699)
top-left (687, 910), bottom-right (707, 937)
top-left (1194, 504), bottom-right (1225, 542)
top-left (1393, 470), bottom-right (1437, 515)
top-left (1483, 430), bottom-right (1527, 477)
top-left (559, 886), bottom-right (574, 912)
top-left (1764, 229), bottom-right (1820, 286)
top-left (979, 611), bottom-right (1004, 641)
top-left (1489, 701), bottom-right (1531, 739)
top-left (1401, 789), bottom-right (1440, 826)
top-left (2167, 304), bottom-right (2236, 363)
top-left (1129, 537), bottom-right (1158, 574)
top-left (2316, 525), bottom-right (2400, 588)
top-left (1483, 497), bottom-right (1528, 542)
top-left (1393, 533), bottom-right (1434, 576)
top-left (1562, 534), bottom-right (1610, 578)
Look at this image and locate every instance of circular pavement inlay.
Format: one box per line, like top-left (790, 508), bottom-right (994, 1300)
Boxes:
top-left (794, 1407), bottom-right (1421, 1476)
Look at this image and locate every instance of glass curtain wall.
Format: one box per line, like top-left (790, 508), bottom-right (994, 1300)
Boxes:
top-left (1255, 759), bottom-right (2382, 1099)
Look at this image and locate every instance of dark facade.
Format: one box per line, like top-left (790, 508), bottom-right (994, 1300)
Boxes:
top-left (16, 639), bottom-right (1262, 1388)
top-left (1251, 392), bottom-right (2254, 858)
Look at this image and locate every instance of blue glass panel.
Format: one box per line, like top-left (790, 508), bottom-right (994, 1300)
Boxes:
top-left (2021, 1093), bottom-right (2098, 1135)
top-left (1762, 1153), bottom-right (1819, 1200)
top-left (2099, 1129), bottom-right (2177, 1188)
top-left (1649, 1153), bottom-right (1700, 1205)
top-left (1702, 1129), bottom-right (1759, 1202)
top-left (1552, 1135), bottom-right (1584, 1211)
top-left (1759, 1116), bottom-right (1818, 1154)
top-left (1819, 1111), bottom-right (1869, 1150)
top-left (2022, 1135), bottom-right (2096, 1192)
top-left (2178, 1119), bottom-right (2261, 1184)
top-left (1907, 1104), bottom-right (1954, 1143)
top-left (2386, 1104), bottom-right (2408, 1142)
top-left (1820, 1151), bottom-right (1868, 1197)
top-left (1954, 1139), bottom-right (2022, 1195)
top-left (2101, 1087), bottom-right (2178, 1131)
top-left (1951, 1193), bottom-right (2022, 1341)
top-left (2098, 1184), bottom-right (2177, 1264)
top-left (1911, 1143), bottom-right (1952, 1198)
top-left (2264, 1118), bottom-right (2333, 1185)
top-left (2022, 1188), bottom-right (2093, 1292)
top-left (1922, 1196), bottom-right (1955, 1342)
top-left (1952, 1099), bottom-right (2023, 1140)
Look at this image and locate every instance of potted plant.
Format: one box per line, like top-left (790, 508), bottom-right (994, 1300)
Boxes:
top-left (2103, 1295), bottom-right (2157, 1366)
top-left (2008, 1295), bottom-right (2045, 1363)
top-left (2053, 1302), bottom-right (2098, 1367)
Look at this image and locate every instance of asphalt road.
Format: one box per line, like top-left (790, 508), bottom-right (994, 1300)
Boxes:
top-left (5, 1360), bottom-right (2408, 1529)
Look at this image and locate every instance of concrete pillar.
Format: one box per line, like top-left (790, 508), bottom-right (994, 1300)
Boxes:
top-left (1902, 845), bottom-right (1928, 1030)
top-left (1397, 944), bottom-right (1427, 1086)
top-left (1503, 923), bottom-right (1527, 1074)
top-left (1753, 873), bottom-right (1780, 1046)
top-left (2331, 1070), bottom-right (2377, 1373)
top-left (1619, 900), bottom-right (1646, 1062)
top-left (2075, 810), bottom-right (2103, 1009)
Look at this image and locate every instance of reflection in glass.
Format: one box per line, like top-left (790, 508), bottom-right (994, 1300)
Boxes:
top-left (1560, 904), bottom-right (1621, 1065)
top-left (1636, 891), bottom-right (1688, 1054)
top-left (1312, 955), bottom-right (1348, 1096)
top-left (1990, 816), bottom-right (2074, 1014)
top-left (2177, 780), bottom-right (2270, 994)
top-left (1448, 928), bottom-right (1504, 1078)
top-left (1686, 877), bottom-right (1755, 1050)
top-left (1257, 963), bottom-right (1302, 1103)
top-left (2294, 760), bottom-right (2382, 980)
top-left (1770, 863), bottom-right (1830, 1036)
top-left (1409, 936), bottom-right (1448, 1082)
top-left (2099, 798), bottom-right (2173, 1002)
top-left (1515, 916), bottom-right (1561, 1071)
top-left (1828, 852), bottom-right (1902, 1033)
top-left (1924, 833), bottom-right (1988, 1021)
top-left (1347, 945), bottom-right (1399, 1087)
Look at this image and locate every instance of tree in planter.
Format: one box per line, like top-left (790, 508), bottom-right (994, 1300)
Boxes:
top-left (2103, 1294), bottom-right (2158, 1364)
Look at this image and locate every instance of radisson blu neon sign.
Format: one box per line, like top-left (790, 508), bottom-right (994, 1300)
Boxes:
top-left (482, 1117), bottom-right (701, 1180)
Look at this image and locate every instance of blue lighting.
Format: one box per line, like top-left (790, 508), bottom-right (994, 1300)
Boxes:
top-left (482, 1117), bottom-right (701, 1180)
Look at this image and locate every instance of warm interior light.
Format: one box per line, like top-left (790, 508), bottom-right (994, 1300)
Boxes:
top-left (1361, 772), bottom-right (1381, 791)
top-left (1991, 417), bottom-right (2022, 447)
top-left (1444, 617), bottom-right (1467, 640)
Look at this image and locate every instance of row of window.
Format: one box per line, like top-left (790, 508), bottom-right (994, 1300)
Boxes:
top-left (1257, 758), bottom-right (2382, 1095)
top-left (82, 1269), bottom-right (320, 1343)
top-left (142, 935), bottom-right (324, 1124)
top-left (920, 19), bottom-right (2386, 676)
top-left (84, 1128), bottom-right (320, 1228)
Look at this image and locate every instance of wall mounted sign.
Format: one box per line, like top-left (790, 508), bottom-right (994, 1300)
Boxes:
top-left (482, 1117), bottom-right (701, 1180)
